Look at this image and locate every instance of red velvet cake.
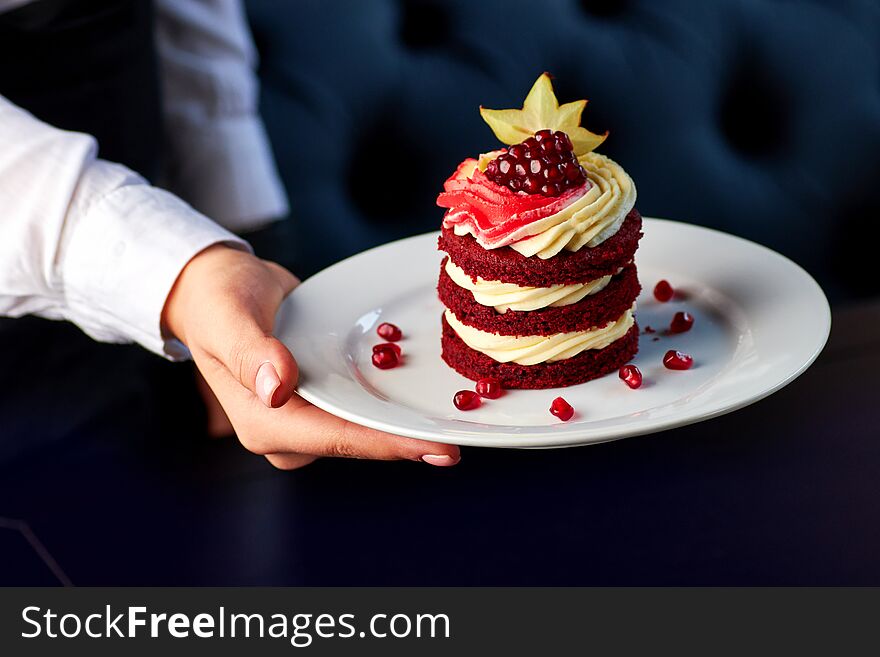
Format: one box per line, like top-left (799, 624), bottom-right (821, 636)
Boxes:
top-left (436, 73), bottom-right (642, 389)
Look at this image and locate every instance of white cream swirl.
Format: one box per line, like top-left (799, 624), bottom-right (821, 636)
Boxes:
top-left (444, 307), bottom-right (635, 366)
top-left (453, 151), bottom-right (636, 259)
top-left (445, 259), bottom-right (613, 313)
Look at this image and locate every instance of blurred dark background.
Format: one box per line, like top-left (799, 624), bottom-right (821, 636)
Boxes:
top-left (247, 0), bottom-right (880, 303)
top-left (1, 0), bottom-right (879, 585)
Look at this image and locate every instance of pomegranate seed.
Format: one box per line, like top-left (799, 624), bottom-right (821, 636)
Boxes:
top-left (376, 322), bottom-right (402, 341)
top-left (372, 343), bottom-right (401, 357)
top-left (643, 325), bottom-right (656, 334)
top-left (663, 350), bottom-right (693, 370)
top-left (618, 364), bottom-right (643, 389)
top-left (371, 349), bottom-right (399, 370)
top-left (486, 130), bottom-right (586, 197)
top-left (669, 311), bottom-right (694, 334)
top-left (475, 377), bottom-right (502, 399)
top-left (545, 165), bottom-right (563, 182)
top-left (653, 279), bottom-right (674, 302)
top-left (556, 132), bottom-right (573, 150)
top-left (549, 397), bottom-right (575, 421)
top-left (524, 177), bottom-right (542, 194)
top-left (453, 390), bottom-right (481, 411)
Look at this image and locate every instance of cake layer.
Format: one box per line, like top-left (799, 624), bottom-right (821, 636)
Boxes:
top-left (442, 316), bottom-right (639, 389)
top-left (439, 261), bottom-right (641, 336)
top-left (438, 209), bottom-right (642, 288)
top-left (445, 307), bottom-right (634, 364)
top-left (443, 258), bottom-right (615, 312)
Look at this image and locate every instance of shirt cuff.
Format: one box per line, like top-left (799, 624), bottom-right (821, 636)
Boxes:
top-left (163, 114), bottom-right (289, 233)
top-left (61, 164), bottom-right (251, 360)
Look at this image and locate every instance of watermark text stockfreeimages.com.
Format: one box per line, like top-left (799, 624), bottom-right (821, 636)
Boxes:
top-left (21, 605), bottom-right (450, 647)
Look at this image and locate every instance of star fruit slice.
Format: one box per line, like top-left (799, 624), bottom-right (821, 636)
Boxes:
top-left (479, 73), bottom-right (607, 156)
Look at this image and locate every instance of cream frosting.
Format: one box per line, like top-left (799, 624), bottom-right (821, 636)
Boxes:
top-left (444, 307), bottom-right (635, 366)
top-left (444, 259), bottom-right (613, 313)
top-left (452, 151), bottom-right (636, 259)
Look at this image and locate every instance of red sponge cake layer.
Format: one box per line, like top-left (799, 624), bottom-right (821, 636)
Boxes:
top-left (438, 260), bottom-right (640, 336)
top-left (439, 209), bottom-right (643, 288)
top-left (441, 315), bottom-right (639, 389)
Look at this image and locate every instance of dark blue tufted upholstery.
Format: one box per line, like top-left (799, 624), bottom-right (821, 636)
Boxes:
top-left (245, 0), bottom-right (880, 301)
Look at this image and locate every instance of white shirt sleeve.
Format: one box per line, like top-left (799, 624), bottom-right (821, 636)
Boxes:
top-left (155, 0), bottom-right (289, 233)
top-left (0, 95), bottom-right (250, 360)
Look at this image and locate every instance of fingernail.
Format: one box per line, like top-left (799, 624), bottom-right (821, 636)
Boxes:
top-left (256, 361), bottom-right (281, 407)
top-left (421, 454), bottom-right (460, 467)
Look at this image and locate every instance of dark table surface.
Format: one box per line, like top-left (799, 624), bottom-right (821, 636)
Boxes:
top-left (1, 299), bottom-right (878, 586)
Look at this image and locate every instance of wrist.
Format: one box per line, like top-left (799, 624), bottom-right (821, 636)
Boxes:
top-left (161, 243), bottom-right (236, 345)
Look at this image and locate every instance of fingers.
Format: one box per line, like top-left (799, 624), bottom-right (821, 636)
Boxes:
top-left (264, 454), bottom-right (319, 470)
top-left (283, 402), bottom-right (461, 464)
top-left (198, 356), bottom-right (460, 466)
top-left (194, 368), bottom-right (235, 438)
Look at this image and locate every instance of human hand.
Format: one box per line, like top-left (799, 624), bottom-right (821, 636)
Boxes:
top-left (162, 245), bottom-right (461, 469)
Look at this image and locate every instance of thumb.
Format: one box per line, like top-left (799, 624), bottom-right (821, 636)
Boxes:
top-left (225, 326), bottom-right (299, 409)
top-left (248, 336), bottom-right (299, 408)
top-left (221, 260), bottom-right (300, 408)
top-left (233, 334), bottom-right (299, 408)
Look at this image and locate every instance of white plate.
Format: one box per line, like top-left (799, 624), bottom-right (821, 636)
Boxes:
top-left (276, 218), bottom-right (830, 448)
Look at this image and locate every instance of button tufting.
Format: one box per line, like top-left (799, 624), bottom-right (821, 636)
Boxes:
top-left (718, 57), bottom-right (790, 158)
top-left (578, 0), bottom-right (630, 19)
top-left (347, 112), bottom-right (430, 224)
top-left (399, 0), bottom-right (451, 49)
